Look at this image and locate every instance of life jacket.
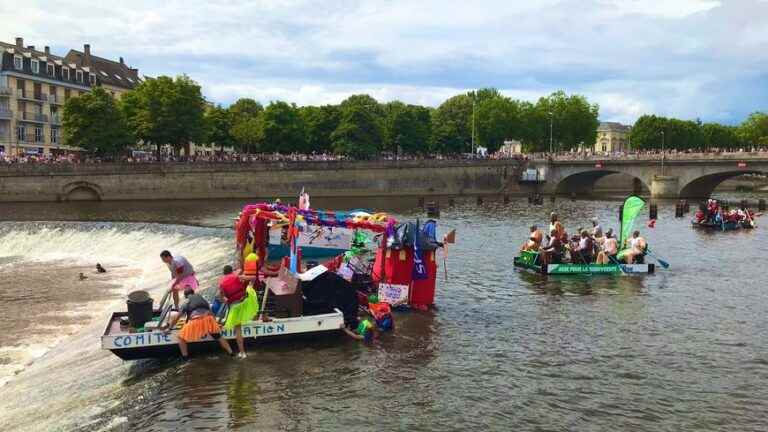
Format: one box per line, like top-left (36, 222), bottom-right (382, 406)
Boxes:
top-left (243, 253), bottom-right (260, 277)
top-left (368, 302), bottom-right (392, 321)
top-left (219, 273), bottom-right (246, 304)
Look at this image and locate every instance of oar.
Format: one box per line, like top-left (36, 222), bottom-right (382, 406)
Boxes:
top-left (645, 248), bottom-right (669, 269)
top-left (607, 254), bottom-right (627, 275)
top-left (259, 282), bottom-right (271, 322)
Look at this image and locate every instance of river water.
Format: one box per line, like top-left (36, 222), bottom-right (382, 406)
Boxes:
top-left (0, 196), bottom-right (766, 431)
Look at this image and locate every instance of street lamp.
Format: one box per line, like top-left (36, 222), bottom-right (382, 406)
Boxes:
top-left (660, 130), bottom-right (665, 176)
top-left (549, 111), bottom-right (554, 154)
top-left (471, 96), bottom-right (477, 156)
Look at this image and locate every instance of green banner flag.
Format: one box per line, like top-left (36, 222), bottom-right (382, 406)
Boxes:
top-left (619, 195), bottom-right (646, 248)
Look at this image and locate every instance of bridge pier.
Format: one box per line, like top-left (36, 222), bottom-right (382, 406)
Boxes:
top-left (651, 175), bottom-right (679, 199)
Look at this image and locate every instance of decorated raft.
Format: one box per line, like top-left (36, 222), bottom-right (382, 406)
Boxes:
top-left (513, 195), bottom-right (659, 276)
top-left (513, 250), bottom-right (654, 275)
top-left (103, 201), bottom-right (451, 359)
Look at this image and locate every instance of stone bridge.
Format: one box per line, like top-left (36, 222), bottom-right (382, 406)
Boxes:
top-left (528, 156), bottom-right (768, 199)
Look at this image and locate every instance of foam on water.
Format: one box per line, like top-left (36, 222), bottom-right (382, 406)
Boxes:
top-left (0, 222), bottom-right (232, 431)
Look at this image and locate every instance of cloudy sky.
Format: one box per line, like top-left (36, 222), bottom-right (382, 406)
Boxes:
top-left (2, 0), bottom-right (766, 124)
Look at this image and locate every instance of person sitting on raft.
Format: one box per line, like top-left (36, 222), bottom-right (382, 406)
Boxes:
top-left (164, 287), bottom-right (234, 361)
top-left (624, 230), bottom-right (647, 264)
top-left (539, 228), bottom-right (563, 265)
top-left (571, 230), bottom-right (595, 264)
top-left (218, 264), bottom-right (259, 359)
top-left (161, 250), bottom-right (199, 309)
top-left (596, 229), bottom-right (618, 264)
top-left (549, 213), bottom-right (566, 241)
top-left (520, 225), bottom-right (543, 252)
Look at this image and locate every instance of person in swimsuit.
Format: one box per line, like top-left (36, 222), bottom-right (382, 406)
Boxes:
top-left (625, 230), bottom-right (647, 264)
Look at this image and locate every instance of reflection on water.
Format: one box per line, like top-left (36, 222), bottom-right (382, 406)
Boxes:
top-left (0, 196), bottom-right (767, 431)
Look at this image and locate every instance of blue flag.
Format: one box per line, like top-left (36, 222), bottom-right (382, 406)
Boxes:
top-left (412, 221), bottom-right (428, 280)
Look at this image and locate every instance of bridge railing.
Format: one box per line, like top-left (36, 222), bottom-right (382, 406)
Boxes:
top-left (530, 150), bottom-right (768, 162)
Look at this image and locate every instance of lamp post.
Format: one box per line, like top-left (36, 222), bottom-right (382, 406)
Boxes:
top-left (660, 130), bottom-right (665, 175)
top-left (549, 111), bottom-right (554, 154)
top-left (471, 98), bottom-right (476, 157)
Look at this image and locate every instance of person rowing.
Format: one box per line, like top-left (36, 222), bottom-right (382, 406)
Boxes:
top-left (519, 225), bottom-right (543, 252)
top-left (539, 228), bottom-right (563, 265)
top-left (596, 228), bottom-right (618, 264)
top-left (572, 230), bottom-right (595, 264)
top-left (624, 230), bottom-right (647, 264)
top-left (549, 213), bottom-right (566, 241)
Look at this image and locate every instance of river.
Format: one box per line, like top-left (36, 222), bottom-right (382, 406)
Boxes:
top-left (0, 195), bottom-right (766, 431)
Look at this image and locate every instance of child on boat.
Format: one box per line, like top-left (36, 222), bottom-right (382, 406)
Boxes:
top-left (164, 287), bottom-right (234, 361)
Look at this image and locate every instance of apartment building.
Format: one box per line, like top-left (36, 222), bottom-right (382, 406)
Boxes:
top-left (0, 37), bottom-right (140, 156)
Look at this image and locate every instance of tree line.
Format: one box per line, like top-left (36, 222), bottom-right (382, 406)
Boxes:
top-left (62, 75), bottom-right (601, 157)
top-left (62, 74), bottom-right (767, 157)
top-left (630, 113), bottom-right (768, 151)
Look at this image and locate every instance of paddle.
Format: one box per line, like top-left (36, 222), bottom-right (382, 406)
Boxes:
top-left (607, 254), bottom-right (628, 275)
top-left (645, 248), bottom-right (670, 269)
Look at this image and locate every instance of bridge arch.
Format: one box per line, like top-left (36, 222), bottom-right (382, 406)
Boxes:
top-left (555, 170), bottom-right (650, 197)
top-left (61, 181), bottom-right (103, 201)
top-left (679, 170), bottom-right (766, 199)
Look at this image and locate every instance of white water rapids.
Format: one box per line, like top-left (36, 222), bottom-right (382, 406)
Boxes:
top-left (0, 222), bottom-right (232, 431)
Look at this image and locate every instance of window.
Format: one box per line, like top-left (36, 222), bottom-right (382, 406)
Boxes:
top-left (34, 127), bottom-right (43, 143)
top-left (14, 55), bottom-right (23, 70)
top-left (76, 70), bottom-right (83, 82)
top-left (100, 71), bottom-right (108, 77)
top-left (126, 77), bottom-right (134, 83)
top-left (63, 68), bottom-right (70, 80)
top-left (16, 125), bottom-right (26, 142)
top-left (89, 74), bottom-right (95, 85)
top-left (51, 128), bottom-right (59, 144)
top-left (47, 64), bottom-right (54, 76)
top-left (31, 59), bottom-right (39, 74)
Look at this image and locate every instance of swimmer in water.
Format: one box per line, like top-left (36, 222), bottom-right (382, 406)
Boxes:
top-left (96, 263), bottom-right (107, 273)
top-left (79, 273), bottom-right (88, 281)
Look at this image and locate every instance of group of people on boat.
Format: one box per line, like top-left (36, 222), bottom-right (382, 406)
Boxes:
top-left (158, 250), bottom-right (261, 361)
top-left (520, 213), bottom-right (648, 266)
top-left (694, 199), bottom-right (756, 228)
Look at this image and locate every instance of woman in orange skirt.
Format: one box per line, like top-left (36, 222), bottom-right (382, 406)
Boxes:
top-left (164, 288), bottom-right (233, 360)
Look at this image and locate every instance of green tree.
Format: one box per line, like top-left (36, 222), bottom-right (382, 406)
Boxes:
top-left (121, 75), bottom-right (205, 156)
top-left (299, 104), bottom-right (340, 153)
top-left (532, 91), bottom-right (599, 151)
top-left (431, 94), bottom-right (473, 153)
top-left (738, 112), bottom-right (768, 147)
top-left (203, 104), bottom-right (233, 152)
top-left (227, 98), bottom-right (264, 153)
top-left (702, 123), bottom-right (741, 150)
top-left (383, 101), bottom-right (432, 155)
top-left (259, 101), bottom-right (306, 153)
top-left (331, 95), bottom-right (385, 158)
top-left (630, 115), bottom-right (668, 150)
top-left (476, 96), bottom-right (524, 152)
top-left (63, 87), bottom-right (132, 155)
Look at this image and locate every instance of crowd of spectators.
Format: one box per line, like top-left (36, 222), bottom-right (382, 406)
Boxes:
top-left (1, 147), bottom-right (767, 166)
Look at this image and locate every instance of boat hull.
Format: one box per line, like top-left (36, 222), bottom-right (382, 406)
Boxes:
top-left (102, 310), bottom-right (344, 360)
top-left (513, 256), bottom-right (654, 275)
top-left (690, 220), bottom-right (752, 231)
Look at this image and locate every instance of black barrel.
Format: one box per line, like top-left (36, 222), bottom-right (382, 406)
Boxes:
top-left (127, 290), bottom-right (153, 329)
top-left (426, 201), bottom-right (440, 218)
top-left (759, 199), bottom-right (766, 211)
top-left (650, 203), bottom-right (658, 220)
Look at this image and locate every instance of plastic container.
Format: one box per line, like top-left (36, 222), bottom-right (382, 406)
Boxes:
top-left (127, 290), bottom-right (153, 329)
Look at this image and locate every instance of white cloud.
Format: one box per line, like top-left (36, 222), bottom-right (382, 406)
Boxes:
top-left (1, 0), bottom-right (766, 123)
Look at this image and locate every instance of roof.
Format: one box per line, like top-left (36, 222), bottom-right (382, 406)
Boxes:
top-left (598, 121), bottom-right (631, 133)
top-left (64, 49), bottom-right (139, 90)
top-left (0, 41), bottom-right (65, 62)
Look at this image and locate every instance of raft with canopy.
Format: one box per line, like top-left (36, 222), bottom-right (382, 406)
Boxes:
top-left (513, 195), bottom-right (656, 276)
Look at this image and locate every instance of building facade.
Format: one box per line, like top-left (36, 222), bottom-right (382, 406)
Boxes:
top-left (594, 121), bottom-right (631, 153)
top-left (0, 37), bottom-right (139, 156)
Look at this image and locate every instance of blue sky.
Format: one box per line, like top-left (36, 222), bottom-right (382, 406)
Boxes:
top-left (2, 0), bottom-right (767, 124)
